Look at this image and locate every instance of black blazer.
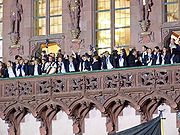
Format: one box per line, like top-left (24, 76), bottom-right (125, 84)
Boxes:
top-left (92, 61), bottom-right (101, 70)
top-left (152, 53), bottom-right (162, 65)
top-left (127, 54), bottom-right (137, 67)
top-left (80, 60), bottom-right (91, 71)
top-left (101, 55), bottom-right (114, 69)
top-left (3, 67), bottom-right (16, 78)
top-left (141, 53), bottom-right (148, 66)
top-left (162, 53), bottom-right (171, 64)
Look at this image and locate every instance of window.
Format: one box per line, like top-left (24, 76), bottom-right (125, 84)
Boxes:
top-left (34, 0), bottom-right (62, 36)
top-left (95, 0), bottom-right (130, 53)
top-left (0, 0), bottom-right (3, 61)
top-left (163, 0), bottom-right (179, 22)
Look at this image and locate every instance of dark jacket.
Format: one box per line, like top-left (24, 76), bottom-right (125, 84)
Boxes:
top-left (92, 61), bottom-right (101, 70)
top-left (80, 60), bottom-right (91, 71)
top-left (29, 65), bottom-right (42, 76)
top-left (162, 53), bottom-right (171, 64)
top-left (152, 53), bottom-right (162, 65)
top-left (127, 54), bottom-right (137, 67)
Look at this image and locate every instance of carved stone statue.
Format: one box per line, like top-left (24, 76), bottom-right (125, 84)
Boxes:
top-left (9, 0), bottom-right (23, 35)
top-left (138, 0), bottom-right (153, 35)
top-left (68, 0), bottom-right (83, 39)
top-left (138, 0), bottom-right (153, 21)
top-left (9, 0), bottom-right (23, 45)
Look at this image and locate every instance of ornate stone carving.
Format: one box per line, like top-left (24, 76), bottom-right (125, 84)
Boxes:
top-left (139, 70), bottom-right (169, 86)
top-left (175, 70), bottom-right (180, 84)
top-left (9, 45), bottom-right (24, 56)
top-left (18, 81), bottom-right (33, 96)
top-left (104, 73), bottom-right (134, 89)
top-left (120, 74), bottom-right (134, 87)
top-left (68, 0), bottom-right (83, 40)
top-left (85, 76), bottom-right (100, 90)
top-left (36, 80), bottom-right (52, 94)
top-left (138, 0), bottom-right (153, 32)
top-left (156, 71), bottom-right (170, 85)
top-left (4, 83), bottom-right (17, 97)
top-left (70, 76), bottom-right (99, 91)
top-left (36, 78), bottom-right (66, 94)
top-left (9, 0), bottom-right (23, 45)
top-left (4, 106), bottom-right (28, 135)
top-left (70, 77), bottom-right (85, 91)
top-left (52, 79), bottom-right (66, 93)
top-left (104, 74), bottom-right (119, 89)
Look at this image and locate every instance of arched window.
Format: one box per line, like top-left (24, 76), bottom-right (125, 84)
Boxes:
top-left (0, 0), bottom-right (3, 61)
top-left (34, 0), bottom-right (62, 36)
top-left (163, 0), bottom-right (179, 22)
top-left (95, 0), bottom-right (130, 53)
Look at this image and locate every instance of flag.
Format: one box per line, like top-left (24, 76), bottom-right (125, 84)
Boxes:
top-left (113, 116), bottom-right (162, 135)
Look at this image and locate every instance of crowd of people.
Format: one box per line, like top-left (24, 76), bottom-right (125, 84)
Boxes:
top-left (0, 39), bottom-right (180, 78)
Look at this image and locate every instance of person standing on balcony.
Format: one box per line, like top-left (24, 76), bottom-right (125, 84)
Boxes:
top-left (79, 55), bottom-right (91, 71)
top-left (152, 46), bottom-right (162, 65)
top-left (127, 49), bottom-right (138, 67)
top-left (0, 61), bottom-right (5, 78)
top-left (118, 48), bottom-right (127, 68)
top-left (14, 59), bottom-right (20, 77)
top-left (19, 59), bottom-right (26, 77)
top-left (41, 58), bottom-right (48, 75)
top-left (101, 51), bottom-right (113, 70)
top-left (56, 56), bottom-right (66, 73)
top-left (68, 56), bottom-right (76, 72)
top-left (92, 55), bottom-right (101, 71)
top-left (4, 61), bottom-right (16, 78)
top-left (29, 59), bottom-right (42, 76)
top-left (141, 45), bottom-right (148, 66)
top-left (46, 56), bottom-right (57, 74)
top-left (161, 47), bottom-right (171, 65)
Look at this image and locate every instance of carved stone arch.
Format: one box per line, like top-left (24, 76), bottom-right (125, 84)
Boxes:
top-left (138, 91), bottom-right (177, 110)
top-left (155, 92), bottom-right (177, 109)
top-left (104, 95), bottom-right (140, 111)
top-left (68, 97), bottom-right (106, 135)
top-left (69, 98), bottom-right (105, 114)
top-left (34, 99), bottom-right (71, 135)
top-left (103, 95), bottom-right (141, 134)
top-left (2, 103), bottom-right (30, 135)
top-left (139, 92), bottom-right (177, 122)
top-left (3, 103), bottom-right (33, 119)
top-left (35, 99), bottom-right (70, 117)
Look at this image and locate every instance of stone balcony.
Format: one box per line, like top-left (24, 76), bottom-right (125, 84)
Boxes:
top-left (0, 64), bottom-right (180, 135)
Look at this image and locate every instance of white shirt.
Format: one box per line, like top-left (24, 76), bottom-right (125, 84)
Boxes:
top-left (34, 65), bottom-right (39, 76)
top-left (15, 64), bottom-right (20, 77)
top-left (8, 67), bottom-right (15, 78)
top-left (69, 62), bottom-right (75, 72)
top-left (119, 55), bottom-right (124, 67)
top-left (106, 56), bottom-right (113, 69)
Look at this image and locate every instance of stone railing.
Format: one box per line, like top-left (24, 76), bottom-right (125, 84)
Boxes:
top-left (0, 64), bottom-right (180, 135)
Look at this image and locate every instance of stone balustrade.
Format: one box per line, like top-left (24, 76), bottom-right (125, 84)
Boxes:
top-left (0, 64), bottom-right (180, 135)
